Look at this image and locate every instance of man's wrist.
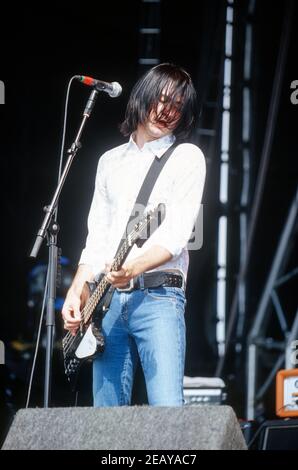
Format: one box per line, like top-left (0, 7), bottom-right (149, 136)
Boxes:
top-left (126, 246), bottom-right (172, 280)
top-left (68, 279), bottom-right (89, 298)
top-left (67, 286), bottom-right (82, 299)
top-left (129, 259), bottom-right (144, 278)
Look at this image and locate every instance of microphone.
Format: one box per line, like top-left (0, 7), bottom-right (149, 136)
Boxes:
top-left (75, 75), bottom-right (122, 98)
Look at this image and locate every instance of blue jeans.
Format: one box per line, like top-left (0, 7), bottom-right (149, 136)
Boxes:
top-left (93, 286), bottom-right (186, 406)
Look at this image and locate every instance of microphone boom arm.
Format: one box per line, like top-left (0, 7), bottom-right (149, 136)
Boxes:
top-left (30, 88), bottom-right (99, 258)
top-left (29, 86), bottom-right (99, 408)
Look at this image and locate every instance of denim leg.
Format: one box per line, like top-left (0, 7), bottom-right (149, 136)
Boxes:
top-left (93, 291), bottom-right (138, 407)
top-left (128, 287), bottom-right (186, 406)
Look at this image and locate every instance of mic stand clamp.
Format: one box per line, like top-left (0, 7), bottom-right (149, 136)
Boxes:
top-left (29, 88), bottom-right (99, 407)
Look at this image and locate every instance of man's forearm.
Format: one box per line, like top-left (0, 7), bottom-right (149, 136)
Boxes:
top-left (68, 264), bottom-right (95, 297)
top-left (103, 245), bottom-right (173, 288)
top-left (130, 245), bottom-right (173, 277)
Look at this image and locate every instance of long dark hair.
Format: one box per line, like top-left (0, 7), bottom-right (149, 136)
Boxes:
top-left (120, 63), bottom-right (198, 140)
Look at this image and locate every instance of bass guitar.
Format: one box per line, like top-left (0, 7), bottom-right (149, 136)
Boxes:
top-left (62, 203), bottom-right (165, 389)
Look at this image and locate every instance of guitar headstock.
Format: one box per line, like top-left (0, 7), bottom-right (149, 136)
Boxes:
top-left (147, 202), bottom-right (166, 220)
top-left (132, 203), bottom-right (166, 247)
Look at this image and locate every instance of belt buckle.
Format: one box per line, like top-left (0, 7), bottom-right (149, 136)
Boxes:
top-left (117, 278), bottom-right (134, 292)
top-left (169, 273), bottom-right (185, 291)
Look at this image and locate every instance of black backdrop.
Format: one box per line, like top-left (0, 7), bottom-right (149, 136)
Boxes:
top-left (0, 0), bottom-right (297, 427)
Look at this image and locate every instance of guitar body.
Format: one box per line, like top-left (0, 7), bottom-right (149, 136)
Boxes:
top-left (62, 277), bottom-right (107, 390)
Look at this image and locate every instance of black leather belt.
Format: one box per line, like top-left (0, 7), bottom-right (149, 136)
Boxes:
top-left (117, 271), bottom-right (184, 292)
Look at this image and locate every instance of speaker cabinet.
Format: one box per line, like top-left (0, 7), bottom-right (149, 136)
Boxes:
top-left (2, 405), bottom-right (247, 450)
top-left (258, 418), bottom-right (298, 450)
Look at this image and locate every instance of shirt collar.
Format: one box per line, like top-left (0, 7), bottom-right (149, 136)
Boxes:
top-left (127, 133), bottom-right (176, 159)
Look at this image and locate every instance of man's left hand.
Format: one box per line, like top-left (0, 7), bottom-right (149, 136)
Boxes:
top-left (105, 263), bottom-right (135, 289)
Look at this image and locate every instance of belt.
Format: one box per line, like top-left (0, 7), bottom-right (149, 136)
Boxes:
top-left (117, 271), bottom-right (184, 293)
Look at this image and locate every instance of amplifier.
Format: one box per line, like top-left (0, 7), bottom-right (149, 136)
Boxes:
top-left (276, 369), bottom-right (298, 417)
top-left (183, 376), bottom-right (226, 405)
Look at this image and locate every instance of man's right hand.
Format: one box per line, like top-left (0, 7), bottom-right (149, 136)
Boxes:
top-left (61, 282), bottom-right (91, 335)
top-left (61, 264), bottom-right (94, 336)
top-left (61, 291), bottom-right (82, 336)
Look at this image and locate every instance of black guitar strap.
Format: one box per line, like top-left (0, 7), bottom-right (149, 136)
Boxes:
top-left (101, 141), bottom-right (178, 310)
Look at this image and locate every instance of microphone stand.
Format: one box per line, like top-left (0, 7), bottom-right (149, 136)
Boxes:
top-left (30, 88), bottom-right (99, 407)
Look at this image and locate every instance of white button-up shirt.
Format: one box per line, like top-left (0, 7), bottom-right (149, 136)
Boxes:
top-left (79, 133), bottom-right (206, 282)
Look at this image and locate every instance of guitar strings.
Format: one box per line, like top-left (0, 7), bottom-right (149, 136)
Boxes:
top-left (62, 218), bottom-right (146, 354)
top-left (62, 212), bottom-right (153, 356)
top-left (62, 244), bottom-right (126, 355)
top-left (62, 241), bottom-right (128, 353)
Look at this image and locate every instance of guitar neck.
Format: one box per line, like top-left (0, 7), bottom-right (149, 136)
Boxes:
top-left (81, 236), bottom-right (136, 325)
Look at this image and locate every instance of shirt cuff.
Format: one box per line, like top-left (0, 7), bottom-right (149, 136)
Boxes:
top-left (78, 250), bottom-right (105, 276)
